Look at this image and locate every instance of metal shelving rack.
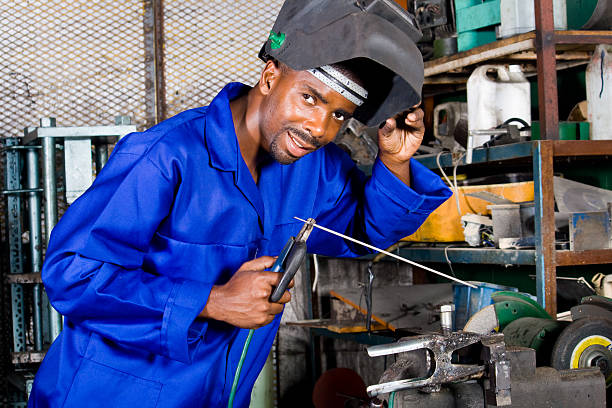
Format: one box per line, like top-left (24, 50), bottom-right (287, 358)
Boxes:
top-left (412, 1), bottom-right (612, 317)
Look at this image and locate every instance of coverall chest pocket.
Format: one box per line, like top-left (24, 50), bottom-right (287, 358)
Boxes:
top-left (64, 357), bottom-right (162, 408)
top-left (146, 232), bottom-right (257, 283)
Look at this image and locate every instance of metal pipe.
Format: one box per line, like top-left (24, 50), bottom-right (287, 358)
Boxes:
top-left (95, 144), bottom-right (109, 173)
top-left (41, 137), bottom-right (57, 245)
top-left (41, 127), bottom-right (63, 339)
top-left (26, 148), bottom-right (43, 350)
top-left (1, 188), bottom-right (44, 194)
top-left (440, 304), bottom-right (454, 336)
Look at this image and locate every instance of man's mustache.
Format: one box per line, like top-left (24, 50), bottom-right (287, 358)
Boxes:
top-left (285, 126), bottom-right (323, 149)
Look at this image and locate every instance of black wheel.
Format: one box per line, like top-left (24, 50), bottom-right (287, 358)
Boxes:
top-left (551, 317), bottom-right (612, 387)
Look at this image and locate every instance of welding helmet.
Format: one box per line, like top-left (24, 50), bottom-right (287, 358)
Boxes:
top-left (259, 0), bottom-right (424, 127)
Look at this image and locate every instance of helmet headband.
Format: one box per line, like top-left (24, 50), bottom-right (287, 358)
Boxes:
top-left (307, 65), bottom-right (368, 106)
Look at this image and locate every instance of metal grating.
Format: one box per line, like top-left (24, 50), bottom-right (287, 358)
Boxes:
top-left (163, 0), bottom-right (284, 118)
top-left (0, 1), bottom-right (147, 136)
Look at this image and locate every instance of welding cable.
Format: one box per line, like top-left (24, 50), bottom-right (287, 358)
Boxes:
top-left (436, 151), bottom-right (463, 216)
top-left (444, 245), bottom-right (457, 278)
top-left (228, 329), bottom-right (254, 408)
top-left (311, 254), bottom-right (320, 293)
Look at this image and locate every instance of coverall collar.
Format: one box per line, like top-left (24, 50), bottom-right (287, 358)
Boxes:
top-left (204, 82), bottom-right (265, 227)
top-left (204, 82), bottom-right (248, 172)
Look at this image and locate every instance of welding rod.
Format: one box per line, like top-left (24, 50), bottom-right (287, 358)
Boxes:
top-left (294, 217), bottom-right (478, 289)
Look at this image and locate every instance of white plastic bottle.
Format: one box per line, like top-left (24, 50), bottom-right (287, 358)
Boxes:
top-left (586, 44), bottom-right (612, 140)
top-left (499, 0), bottom-right (567, 39)
top-left (467, 64), bottom-right (531, 148)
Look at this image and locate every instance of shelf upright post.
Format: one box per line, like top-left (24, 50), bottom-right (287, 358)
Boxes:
top-left (533, 0), bottom-right (559, 316)
top-left (534, 0), bottom-right (559, 141)
top-left (533, 140), bottom-right (557, 316)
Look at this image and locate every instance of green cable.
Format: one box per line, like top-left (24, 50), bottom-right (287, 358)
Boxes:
top-left (228, 328), bottom-right (255, 408)
top-left (388, 391), bottom-right (396, 408)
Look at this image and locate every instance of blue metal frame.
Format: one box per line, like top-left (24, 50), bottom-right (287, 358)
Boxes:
top-left (4, 138), bottom-right (26, 353)
top-left (415, 142), bottom-right (535, 170)
top-left (398, 247), bottom-right (536, 265)
top-left (532, 141), bottom-right (546, 308)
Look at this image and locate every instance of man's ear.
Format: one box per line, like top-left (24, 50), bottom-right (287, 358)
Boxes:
top-left (258, 60), bottom-right (281, 95)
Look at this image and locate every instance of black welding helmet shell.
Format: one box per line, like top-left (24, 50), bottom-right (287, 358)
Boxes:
top-left (259, 0), bottom-right (424, 127)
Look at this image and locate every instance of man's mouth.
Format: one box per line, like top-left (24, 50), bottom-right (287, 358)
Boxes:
top-left (286, 131), bottom-right (315, 155)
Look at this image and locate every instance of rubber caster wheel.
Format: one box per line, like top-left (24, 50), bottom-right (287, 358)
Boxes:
top-left (551, 317), bottom-right (612, 387)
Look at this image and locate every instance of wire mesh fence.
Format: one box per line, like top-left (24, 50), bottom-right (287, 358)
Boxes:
top-left (163, 0), bottom-right (283, 118)
top-left (0, 1), bottom-right (148, 135)
top-left (0, 0), bottom-right (283, 136)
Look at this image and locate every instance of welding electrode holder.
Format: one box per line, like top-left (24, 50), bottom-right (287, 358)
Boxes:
top-left (269, 239), bottom-right (307, 302)
top-left (269, 218), bottom-right (315, 303)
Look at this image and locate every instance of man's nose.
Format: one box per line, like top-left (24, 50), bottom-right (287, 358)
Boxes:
top-left (304, 110), bottom-right (329, 141)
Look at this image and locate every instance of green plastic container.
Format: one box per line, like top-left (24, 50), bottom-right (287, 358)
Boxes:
top-left (531, 121), bottom-right (590, 140)
top-left (566, 0), bottom-right (598, 29)
top-left (455, 0), bottom-right (501, 52)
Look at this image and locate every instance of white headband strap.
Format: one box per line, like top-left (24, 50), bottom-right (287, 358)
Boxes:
top-left (307, 65), bottom-right (368, 106)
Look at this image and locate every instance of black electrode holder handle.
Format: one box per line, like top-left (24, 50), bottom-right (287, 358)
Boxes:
top-left (269, 240), bottom-right (307, 303)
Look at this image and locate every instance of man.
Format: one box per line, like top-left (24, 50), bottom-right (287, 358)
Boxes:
top-left (29, 1), bottom-right (451, 407)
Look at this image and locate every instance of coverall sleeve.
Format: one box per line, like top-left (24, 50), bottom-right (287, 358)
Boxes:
top-left (309, 153), bottom-right (452, 257)
top-left (42, 149), bottom-right (209, 364)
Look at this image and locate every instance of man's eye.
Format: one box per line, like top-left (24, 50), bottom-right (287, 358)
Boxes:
top-left (303, 94), bottom-right (315, 104)
top-left (332, 112), bottom-right (346, 121)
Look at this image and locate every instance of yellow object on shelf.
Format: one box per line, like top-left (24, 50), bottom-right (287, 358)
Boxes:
top-left (403, 181), bottom-right (534, 242)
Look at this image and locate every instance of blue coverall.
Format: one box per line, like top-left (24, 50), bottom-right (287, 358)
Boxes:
top-left (29, 83), bottom-right (452, 407)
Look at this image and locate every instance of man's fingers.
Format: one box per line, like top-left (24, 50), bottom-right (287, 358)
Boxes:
top-left (273, 290), bottom-right (292, 305)
top-left (239, 256), bottom-right (276, 271)
top-left (405, 108), bottom-right (424, 125)
top-left (255, 271), bottom-right (288, 287)
top-left (378, 117), bottom-right (396, 137)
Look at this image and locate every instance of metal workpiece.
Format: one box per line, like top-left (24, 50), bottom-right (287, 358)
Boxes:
top-left (366, 332), bottom-right (486, 396)
top-left (480, 335), bottom-right (511, 406)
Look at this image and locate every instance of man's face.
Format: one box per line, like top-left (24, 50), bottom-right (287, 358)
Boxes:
top-left (259, 65), bottom-right (358, 164)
